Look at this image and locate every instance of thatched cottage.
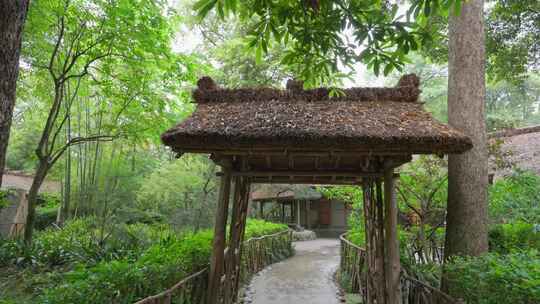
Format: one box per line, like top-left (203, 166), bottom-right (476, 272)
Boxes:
top-left (250, 185), bottom-right (350, 237)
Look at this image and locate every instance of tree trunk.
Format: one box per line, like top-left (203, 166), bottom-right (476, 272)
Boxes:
top-left (444, 0), bottom-right (489, 293)
top-left (384, 171), bottom-right (401, 304)
top-left (57, 111), bottom-right (71, 226)
top-left (0, 0), bottom-right (30, 185)
top-left (24, 159), bottom-right (49, 245)
top-left (207, 159), bottom-right (232, 304)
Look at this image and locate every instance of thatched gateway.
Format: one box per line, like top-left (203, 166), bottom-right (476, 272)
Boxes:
top-left (161, 75), bottom-right (472, 304)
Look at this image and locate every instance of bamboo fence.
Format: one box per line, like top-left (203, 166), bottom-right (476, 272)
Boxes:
top-left (339, 233), bottom-right (463, 304)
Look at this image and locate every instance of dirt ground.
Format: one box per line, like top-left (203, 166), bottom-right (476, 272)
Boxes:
top-left (244, 238), bottom-right (341, 304)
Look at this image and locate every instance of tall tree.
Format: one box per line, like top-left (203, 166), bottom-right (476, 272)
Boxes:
top-left (444, 0), bottom-right (488, 293)
top-left (0, 0), bottom-right (30, 185)
top-left (20, 0), bottom-right (190, 244)
top-left (419, 0), bottom-right (540, 84)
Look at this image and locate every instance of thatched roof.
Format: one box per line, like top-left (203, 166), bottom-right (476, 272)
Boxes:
top-left (489, 126), bottom-right (540, 179)
top-left (489, 125), bottom-right (540, 139)
top-left (251, 185), bottom-right (322, 202)
top-left (162, 75), bottom-right (472, 155)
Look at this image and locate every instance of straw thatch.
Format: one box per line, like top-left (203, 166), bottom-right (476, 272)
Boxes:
top-left (251, 185), bottom-right (322, 202)
top-left (162, 75), bottom-right (472, 154)
top-left (489, 126), bottom-right (540, 179)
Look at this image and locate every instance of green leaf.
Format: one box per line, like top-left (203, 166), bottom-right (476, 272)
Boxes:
top-left (255, 44), bottom-right (262, 65)
top-left (383, 62), bottom-right (394, 76)
top-left (424, 1), bottom-right (431, 16)
top-left (373, 59), bottom-right (380, 76)
top-left (194, 0), bottom-right (217, 19)
top-left (453, 0), bottom-right (462, 16)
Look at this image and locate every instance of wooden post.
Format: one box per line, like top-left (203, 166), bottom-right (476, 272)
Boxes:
top-left (384, 169), bottom-right (402, 304)
top-left (223, 176), bottom-right (251, 304)
top-left (362, 180), bottom-right (386, 304)
top-left (232, 178), bottom-right (251, 301)
top-left (259, 201), bottom-right (264, 219)
top-left (207, 159), bottom-right (232, 304)
top-left (296, 200), bottom-right (301, 226)
top-left (306, 201), bottom-right (310, 229)
top-left (375, 179), bottom-right (387, 302)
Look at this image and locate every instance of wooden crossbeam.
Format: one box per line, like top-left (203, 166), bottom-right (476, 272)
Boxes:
top-left (183, 148), bottom-right (414, 157)
top-left (229, 170), bottom-right (380, 177)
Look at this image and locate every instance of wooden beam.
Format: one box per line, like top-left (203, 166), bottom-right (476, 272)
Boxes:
top-left (231, 170), bottom-right (380, 177)
top-left (177, 147), bottom-right (417, 157)
top-left (249, 178), bottom-right (361, 185)
top-left (384, 169), bottom-right (401, 304)
top-left (207, 159), bottom-right (232, 304)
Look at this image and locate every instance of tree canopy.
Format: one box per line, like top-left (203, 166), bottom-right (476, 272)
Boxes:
top-left (193, 0), bottom-right (463, 85)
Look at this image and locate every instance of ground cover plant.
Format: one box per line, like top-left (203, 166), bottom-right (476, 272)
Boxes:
top-left (0, 218), bottom-right (288, 304)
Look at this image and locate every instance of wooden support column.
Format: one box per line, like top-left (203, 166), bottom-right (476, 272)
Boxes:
top-left (296, 200), bottom-right (301, 226)
top-left (259, 201), bottom-right (264, 219)
top-left (233, 178), bottom-right (251, 301)
top-left (375, 179), bottom-right (387, 302)
top-left (223, 176), bottom-right (251, 304)
top-left (384, 169), bottom-right (402, 304)
top-left (207, 159), bottom-right (232, 304)
top-left (362, 179), bottom-right (386, 304)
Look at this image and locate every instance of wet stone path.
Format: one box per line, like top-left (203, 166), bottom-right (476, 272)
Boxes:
top-left (244, 239), bottom-right (341, 304)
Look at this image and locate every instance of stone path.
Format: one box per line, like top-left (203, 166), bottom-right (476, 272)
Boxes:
top-left (244, 239), bottom-right (341, 304)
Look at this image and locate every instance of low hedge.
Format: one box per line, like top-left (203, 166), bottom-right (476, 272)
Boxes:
top-left (27, 218), bottom-right (288, 303)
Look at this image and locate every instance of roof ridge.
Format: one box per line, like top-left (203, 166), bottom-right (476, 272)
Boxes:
top-left (489, 125), bottom-right (540, 139)
top-left (192, 74), bottom-right (421, 104)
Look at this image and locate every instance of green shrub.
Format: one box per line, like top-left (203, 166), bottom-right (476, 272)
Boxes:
top-left (35, 208), bottom-right (58, 230)
top-left (34, 193), bottom-right (61, 230)
top-left (346, 228), bottom-right (365, 246)
top-left (0, 217), bottom-right (175, 268)
top-left (489, 170), bottom-right (540, 224)
top-left (0, 190), bottom-right (12, 210)
top-left (36, 219), bottom-right (287, 303)
top-left (489, 222), bottom-right (540, 254)
top-left (244, 219), bottom-right (287, 237)
top-left (445, 251), bottom-right (540, 304)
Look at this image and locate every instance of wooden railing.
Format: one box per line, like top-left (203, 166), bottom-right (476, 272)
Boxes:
top-left (339, 233), bottom-right (368, 302)
top-left (401, 273), bottom-right (464, 304)
top-left (134, 268), bottom-right (208, 304)
top-left (135, 229), bottom-right (293, 304)
top-left (239, 229), bottom-right (293, 278)
top-left (339, 233), bottom-right (461, 304)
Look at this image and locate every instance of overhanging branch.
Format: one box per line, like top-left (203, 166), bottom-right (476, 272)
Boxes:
top-left (50, 134), bottom-right (117, 166)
